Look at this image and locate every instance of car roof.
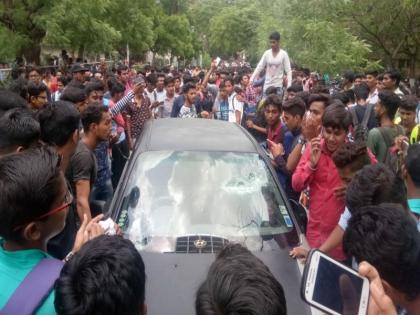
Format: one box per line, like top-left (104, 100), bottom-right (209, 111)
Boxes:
top-left (138, 119), bottom-right (259, 153)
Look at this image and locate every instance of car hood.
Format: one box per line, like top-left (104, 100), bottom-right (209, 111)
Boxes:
top-left (141, 249), bottom-right (311, 315)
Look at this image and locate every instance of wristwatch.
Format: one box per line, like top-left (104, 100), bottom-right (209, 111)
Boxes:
top-left (297, 137), bottom-right (307, 145)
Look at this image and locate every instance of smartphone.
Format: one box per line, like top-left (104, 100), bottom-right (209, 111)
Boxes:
top-left (301, 250), bottom-right (369, 315)
top-left (215, 57), bottom-right (221, 66)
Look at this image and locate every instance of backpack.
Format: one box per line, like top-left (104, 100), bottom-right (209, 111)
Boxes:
top-left (1, 258), bottom-right (64, 315)
top-left (378, 125), bottom-right (405, 175)
top-left (350, 103), bottom-right (374, 142)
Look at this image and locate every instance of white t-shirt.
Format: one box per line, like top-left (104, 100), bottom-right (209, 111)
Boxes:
top-left (338, 207), bottom-right (352, 230)
top-left (251, 49), bottom-right (292, 92)
top-left (227, 93), bottom-right (244, 123)
top-left (155, 89), bottom-right (166, 103)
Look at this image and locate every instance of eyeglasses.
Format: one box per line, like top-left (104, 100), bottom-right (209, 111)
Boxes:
top-left (13, 191), bottom-right (73, 231)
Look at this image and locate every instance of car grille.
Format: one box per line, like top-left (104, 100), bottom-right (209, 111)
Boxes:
top-left (175, 235), bottom-right (228, 253)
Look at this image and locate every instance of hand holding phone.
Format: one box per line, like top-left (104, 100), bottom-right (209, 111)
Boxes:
top-left (301, 250), bottom-right (369, 315)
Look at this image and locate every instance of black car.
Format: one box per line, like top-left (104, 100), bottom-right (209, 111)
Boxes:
top-left (110, 118), bottom-right (312, 315)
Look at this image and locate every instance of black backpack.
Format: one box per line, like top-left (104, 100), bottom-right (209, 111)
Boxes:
top-left (350, 103), bottom-right (374, 142)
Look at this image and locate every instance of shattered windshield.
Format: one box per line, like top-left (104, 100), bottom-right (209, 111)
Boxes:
top-left (117, 151), bottom-right (297, 252)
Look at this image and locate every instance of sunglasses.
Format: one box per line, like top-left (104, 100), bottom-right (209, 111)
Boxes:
top-left (13, 191), bottom-right (73, 231)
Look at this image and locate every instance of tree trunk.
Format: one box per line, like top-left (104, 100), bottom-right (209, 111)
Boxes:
top-left (22, 42), bottom-right (42, 65)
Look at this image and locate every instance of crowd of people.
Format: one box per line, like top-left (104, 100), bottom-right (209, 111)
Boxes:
top-left (0, 30), bottom-right (419, 315)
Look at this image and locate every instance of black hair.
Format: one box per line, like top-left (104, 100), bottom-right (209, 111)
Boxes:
top-left (345, 164), bottom-right (407, 213)
top-left (399, 95), bottom-right (418, 112)
top-left (156, 72), bottom-right (166, 79)
top-left (354, 73), bottom-right (365, 80)
top-left (60, 87), bottom-right (87, 104)
top-left (377, 90), bottom-right (401, 120)
top-left (8, 77), bottom-right (29, 100)
top-left (55, 235), bottom-right (146, 315)
top-left (322, 103), bottom-right (352, 131)
top-left (26, 66), bottom-right (41, 78)
top-left (406, 144), bottom-right (420, 187)
top-left (81, 104), bottom-right (108, 133)
top-left (343, 203), bottom-right (420, 301)
top-left (286, 84), bottom-right (303, 93)
top-left (384, 69), bottom-right (402, 86)
top-left (377, 74), bottom-right (384, 81)
top-left (107, 79), bottom-right (125, 97)
top-left (182, 82), bottom-right (196, 94)
top-left (353, 83), bottom-right (369, 101)
top-left (269, 31), bottom-right (281, 41)
top-left (27, 81), bottom-right (48, 98)
top-left (164, 77), bottom-right (174, 86)
top-left (116, 64), bottom-right (128, 75)
top-left (333, 92), bottom-right (350, 105)
top-left (38, 101), bottom-right (80, 147)
top-left (0, 89), bottom-right (28, 116)
top-left (365, 70), bottom-right (378, 77)
top-left (58, 76), bottom-right (72, 87)
top-left (263, 94), bottom-right (282, 112)
top-left (332, 142), bottom-right (370, 171)
top-left (84, 81), bottom-right (105, 97)
top-left (282, 97), bottom-right (306, 117)
top-left (343, 70), bottom-right (355, 82)
top-left (295, 91), bottom-right (310, 109)
top-left (0, 146), bottom-right (62, 241)
top-left (0, 108), bottom-right (40, 154)
top-left (145, 73), bottom-right (157, 85)
top-left (222, 76), bottom-right (235, 86)
top-left (308, 93), bottom-right (331, 109)
top-left (196, 244), bottom-right (287, 315)
top-left (344, 89), bottom-right (355, 103)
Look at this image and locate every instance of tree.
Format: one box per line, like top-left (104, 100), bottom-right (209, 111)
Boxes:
top-left (0, 0), bottom-right (53, 63)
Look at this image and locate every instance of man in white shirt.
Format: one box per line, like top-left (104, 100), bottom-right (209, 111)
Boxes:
top-left (250, 32), bottom-right (292, 96)
top-left (224, 77), bottom-right (244, 124)
top-left (365, 70), bottom-right (379, 104)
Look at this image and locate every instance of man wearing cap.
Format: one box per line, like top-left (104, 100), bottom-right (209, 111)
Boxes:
top-left (67, 63), bottom-right (87, 89)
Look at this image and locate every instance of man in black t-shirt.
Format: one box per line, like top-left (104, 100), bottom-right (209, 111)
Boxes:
top-left (67, 104), bottom-right (112, 223)
top-left (351, 83), bottom-right (377, 131)
top-left (38, 101), bottom-right (81, 259)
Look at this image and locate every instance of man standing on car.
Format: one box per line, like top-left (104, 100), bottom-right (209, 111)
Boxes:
top-left (250, 32), bottom-right (292, 97)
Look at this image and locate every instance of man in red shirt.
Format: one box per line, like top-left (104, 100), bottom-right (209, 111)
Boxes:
top-left (292, 104), bottom-right (352, 261)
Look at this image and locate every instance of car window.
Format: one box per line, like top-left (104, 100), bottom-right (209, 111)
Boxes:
top-left (116, 151), bottom-right (299, 252)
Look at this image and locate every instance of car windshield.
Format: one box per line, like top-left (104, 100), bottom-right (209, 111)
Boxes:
top-left (117, 151), bottom-right (299, 253)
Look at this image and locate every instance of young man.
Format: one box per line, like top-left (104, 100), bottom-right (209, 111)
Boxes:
top-left (367, 91), bottom-right (405, 163)
top-left (154, 73), bottom-right (166, 104)
top-left (67, 63), bottom-right (87, 89)
top-left (145, 73), bottom-right (158, 108)
top-left (350, 83), bottom-right (377, 139)
top-left (38, 101), bottom-right (81, 259)
top-left (116, 64), bottom-right (131, 93)
top-left (342, 71), bottom-right (355, 91)
top-left (250, 32), bottom-right (292, 95)
top-left (224, 77), bottom-right (244, 124)
top-left (27, 81), bottom-right (48, 111)
top-left (177, 82), bottom-right (199, 118)
top-left (365, 70), bottom-right (378, 104)
top-left (292, 104), bottom-right (352, 261)
top-left (264, 95), bottom-right (284, 145)
top-left (173, 75), bottom-right (182, 97)
top-left (285, 84), bottom-right (303, 101)
top-left (343, 204), bottom-right (420, 314)
top-left (26, 66), bottom-right (42, 85)
top-left (404, 144), bottom-right (420, 229)
top-left (213, 81), bottom-right (230, 121)
top-left (52, 76), bottom-right (69, 102)
top-left (399, 95), bottom-right (420, 144)
top-left (60, 87), bottom-right (88, 113)
top-left (0, 108), bottom-right (40, 157)
top-left (196, 244), bottom-right (287, 315)
top-left (269, 96), bottom-right (306, 200)
top-left (382, 69), bottom-right (404, 97)
top-left (84, 80), bottom-right (105, 105)
top-left (158, 76), bottom-right (175, 118)
top-left (67, 104), bottom-right (112, 222)
top-left (0, 147), bottom-right (103, 314)
top-left (55, 235), bottom-right (147, 315)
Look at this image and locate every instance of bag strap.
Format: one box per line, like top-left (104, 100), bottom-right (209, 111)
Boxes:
top-left (350, 107), bottom-right (358, 127)
top-left (361, 103), bottom-right (374, 128)
top-left (1, 258), bottom-right (64, 315)
top-left (378, 127), bottom-right (394, 148)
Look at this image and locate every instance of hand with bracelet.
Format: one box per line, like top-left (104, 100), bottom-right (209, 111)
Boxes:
top-left (64, 214), bottom-right (105, 262)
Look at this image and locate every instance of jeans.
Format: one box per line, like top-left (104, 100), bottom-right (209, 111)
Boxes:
top-left (90, 178), bottom-right (113, 216)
